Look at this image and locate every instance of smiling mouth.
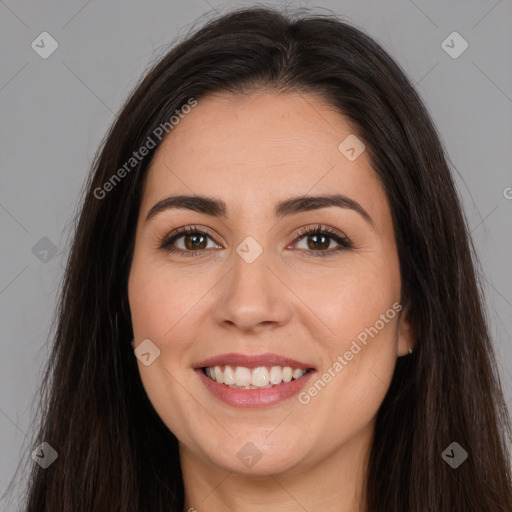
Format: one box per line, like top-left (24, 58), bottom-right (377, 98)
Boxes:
top-left (201, 365), bottom-right (314, 389)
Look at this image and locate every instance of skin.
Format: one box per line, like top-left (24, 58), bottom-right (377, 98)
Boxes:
top-left (128, 91), bottom-right (414, 512)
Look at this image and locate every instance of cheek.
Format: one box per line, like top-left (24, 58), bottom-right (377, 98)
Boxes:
top-left (292, 253), bottom-right (401, 422)
top-left (128, 258), bottom-right (204, 441)
top-left (298, 297), bottom-right (400, 449)
top-left (128, 256), bottom-right (203, 341)
top-left (293, 256), bottom-right (401, 350)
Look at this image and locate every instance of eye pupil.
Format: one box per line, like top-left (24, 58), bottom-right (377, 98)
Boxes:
top-left (185, 234), bottom-right (207, 250)
top-left (308, 234), bottom-right (329, 250)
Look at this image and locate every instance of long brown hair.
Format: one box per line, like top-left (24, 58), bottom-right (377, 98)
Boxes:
top-left (10, 5), bottom-right (512, 511)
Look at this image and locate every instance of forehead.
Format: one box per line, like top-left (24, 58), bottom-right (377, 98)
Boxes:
top-left (142, 91), bottom-right (387, 224)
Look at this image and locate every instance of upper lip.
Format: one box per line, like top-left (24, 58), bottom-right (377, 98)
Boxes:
top-left (194, 352), bottom-right (315, 370)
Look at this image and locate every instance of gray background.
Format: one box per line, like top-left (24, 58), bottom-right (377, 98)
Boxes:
top-left (1, 0), bottom-right (511, 505)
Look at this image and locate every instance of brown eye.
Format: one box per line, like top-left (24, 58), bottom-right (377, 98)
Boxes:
top-left (293, 224), bottom-right (353, 257)
top-left (305, 233), bottom-right (331, 250)
top-left (183, 233), bottom-right (208, 250)
top-left (160, 226), bottom-right (220, 256)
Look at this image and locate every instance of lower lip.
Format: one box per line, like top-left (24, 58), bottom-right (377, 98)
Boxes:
top-left (195, 368), bottom-right (316, 408)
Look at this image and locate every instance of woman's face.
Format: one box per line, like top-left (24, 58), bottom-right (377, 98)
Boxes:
top-left (128, 91), bottom-right (413, 477)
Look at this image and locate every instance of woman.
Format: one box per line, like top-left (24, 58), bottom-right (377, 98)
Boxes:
top-left (19, 5), bottom-right (512, 511)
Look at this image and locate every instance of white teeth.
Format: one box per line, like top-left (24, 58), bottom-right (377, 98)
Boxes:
top-left (223, 365), bottom-right (235, 385)
top-left (282, 367), bottom-right (293, 383)
top-left (251, 367), bottom-right (269, 387)
top-left (269, 366), bottom-right (282, 385)
top-left (214, 366), bottom-right (224, 384)
top-left (292, 369), bottom-right (304, 379)
top-left (204, 365), bottom-right (309, 388)
top-left (235, 366), bottom-right (252, 387)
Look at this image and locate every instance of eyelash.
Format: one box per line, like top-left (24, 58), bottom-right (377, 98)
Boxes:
top-left (159, 224), bottom-right (353, 258)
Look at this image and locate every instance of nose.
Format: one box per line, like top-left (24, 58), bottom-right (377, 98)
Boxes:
top-left (212, 246), bottom-right (293, 333)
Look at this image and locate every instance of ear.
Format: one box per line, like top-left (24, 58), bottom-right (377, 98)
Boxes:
top-left (397, 304), bottom-right (415, 357)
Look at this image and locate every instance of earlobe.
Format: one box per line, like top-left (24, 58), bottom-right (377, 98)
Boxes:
top-left (397, 305), bottom-right (415, 357)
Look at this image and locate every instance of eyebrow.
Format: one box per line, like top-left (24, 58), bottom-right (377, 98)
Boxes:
top-left (145, 194), bottom-right (374, 227)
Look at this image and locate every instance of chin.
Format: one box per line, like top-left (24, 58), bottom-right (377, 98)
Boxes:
top-left (196, 434), bottom-right (308, 476)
